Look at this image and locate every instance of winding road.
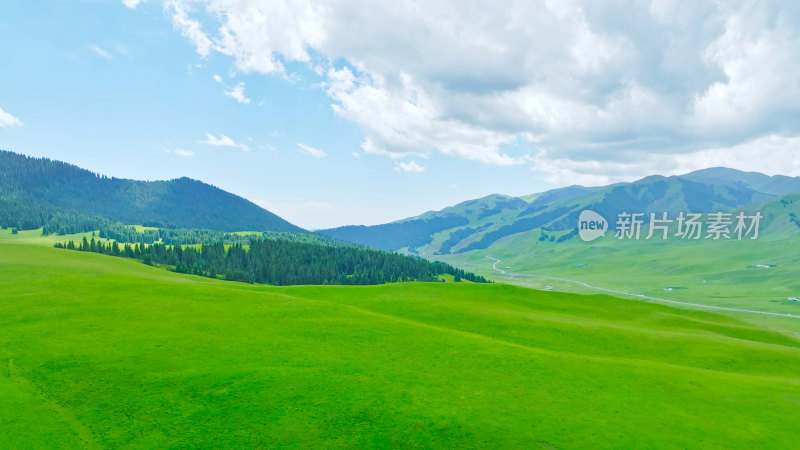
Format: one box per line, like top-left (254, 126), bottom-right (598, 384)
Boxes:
top-left (485, 256), bottom-right (800, 319)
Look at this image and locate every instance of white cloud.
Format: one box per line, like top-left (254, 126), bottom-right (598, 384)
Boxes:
top-left (352, 151), bottom-right (360, 158)
top-left (670, 134), bottom-right (800, 178)
top-left (324, 67), bottom-right (523, 165)
top-left (394, 160), bottom-right (425, 173)
top-left (198, 133), bottom-right (249, 151)
top-left (0, 107), bottom-right (23, 128)
top-left (88, 44), bottom-right (113, 59)
top-left (122, 0), bottom-right (145, 8)
top-left (297, 143), bottom-right (326, 158)
top-left (164, 0), bottom-right (214, 57)
top-left (690, 5), bottom-right (800, 138)
top-left (532, 134), bottom-right (800, 186)
top-left (173, 148), bottom-right (194, 157)
top-left (184, 0), bottom-right (324, 75)
top-left (214, 75), bottom-right (252, 104)
top-left (143, 0), bottom-right (800, 179)
top-left (223, 81), bottom-right (251, 104)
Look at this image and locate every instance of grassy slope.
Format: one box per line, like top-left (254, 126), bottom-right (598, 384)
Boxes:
top-left (434, 224), bottom-right (800, 329)
top-left (2, 243), bottom-right (800, 447)
top-left (0, 227), bottom-right (107, 246)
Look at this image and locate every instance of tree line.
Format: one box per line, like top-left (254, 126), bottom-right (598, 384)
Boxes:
top-left (55, 237), bottom-right (490, 286)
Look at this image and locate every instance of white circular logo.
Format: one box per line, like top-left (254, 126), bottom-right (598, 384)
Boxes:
top-left (578, 210), bottom-right (607, 242)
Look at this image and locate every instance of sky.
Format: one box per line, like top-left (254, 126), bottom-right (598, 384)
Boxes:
top-left (2, 1), bottom-right (800, 229)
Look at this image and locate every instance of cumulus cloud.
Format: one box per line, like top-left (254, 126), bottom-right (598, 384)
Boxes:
top-left (139, 0), bottom-right (800, 179)
top-left (223, 81), bottom-right (251, 104)
top-left (532, 134), bottom-right (800, 186)
top-left (164, 0), bottom-right (214, 57)
top-left (172, 148), bottom-right (194, 157)
top-left (198, 133), bottom-right (250, 151)
top-left (297, 143), bottom-right (326, 158)
top-left (0, 107), bottom-right (23, 128)
top-left (213, 75), bottom-right (252, 104)
top-left (394, 160), bottom-right (425, 173)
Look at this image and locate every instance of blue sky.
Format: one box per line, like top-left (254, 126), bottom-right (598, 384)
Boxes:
top-left (2, 1), bottom-right (800, 228)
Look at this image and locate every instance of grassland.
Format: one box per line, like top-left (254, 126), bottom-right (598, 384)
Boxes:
top-left (434, 228), bottom-right (800, 334)
top-left (0, 227), bottom-right (110, 247)
top-left (2, 241), bottom-right (800, 448)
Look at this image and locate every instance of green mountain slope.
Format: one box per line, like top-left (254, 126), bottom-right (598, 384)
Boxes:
top-left (2, 243), bottom-right (800, 447)
top-left (458, 174), bottom-right (772, 252)
top-left (430, 193), bottom-right (800, 325)
top-left (318, 168), bottom-right (800, 254)
top-left (317, 194), bottom-right (529, 251)
top-left (0, 150), bottom-right (302, 233)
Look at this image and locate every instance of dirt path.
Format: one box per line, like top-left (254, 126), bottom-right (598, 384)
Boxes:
top-left (484, 256), bottom-right (800, 320)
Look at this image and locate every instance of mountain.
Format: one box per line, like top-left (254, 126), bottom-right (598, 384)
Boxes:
top-left (0, 150), bottom-right (303, 233)
top-left (317, 194), bottom-right (527, 251)
top-left (317, 168), bottom-right (800, 254)
top-left (317, 194), bottom-right (528, 252)
top-left (680, 167), bottom-right (800, 196)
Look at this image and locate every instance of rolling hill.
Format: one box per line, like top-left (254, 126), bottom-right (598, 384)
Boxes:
top-left (0, 150), bottom-right (302, 233)
top-left (2, 241), bottom-right (800, 447)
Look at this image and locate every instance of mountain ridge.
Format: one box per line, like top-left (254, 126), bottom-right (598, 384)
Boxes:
top-left (0, 149), bottom-right (303, 233)
top-left (317, 168), bottom-right (800, 253)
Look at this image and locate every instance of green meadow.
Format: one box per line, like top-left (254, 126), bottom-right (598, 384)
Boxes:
top-left (0, 227), bottom-right (109, 247)
top-left (435, 228), bottom-right (800, 334)
top-left (2, 240), bottom-right (800, 448)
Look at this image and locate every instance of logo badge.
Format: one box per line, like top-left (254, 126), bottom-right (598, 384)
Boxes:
top-left (578, 210), bottom-right (607, 242)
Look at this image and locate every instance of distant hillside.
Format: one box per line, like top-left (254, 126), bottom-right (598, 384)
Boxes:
top-left (0, 150), bottom-right (302, 233)
top-left (680, 167), bottom-right (800, 196)
top-left (318, 168), bottom-right (800, 254)
top-left (317, 194), bottom-right (527, 251)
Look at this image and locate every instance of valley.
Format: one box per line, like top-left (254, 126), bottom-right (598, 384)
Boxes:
top-left (4, 3), bottom-right (800, 447)
top-left (2, 151), bottom-right (800, 447)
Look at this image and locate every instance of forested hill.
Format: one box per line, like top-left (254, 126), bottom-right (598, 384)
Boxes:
top-left (0, 150), bottom-right (302, 233)
top-left (57, 238), bottom-right (490, 285)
